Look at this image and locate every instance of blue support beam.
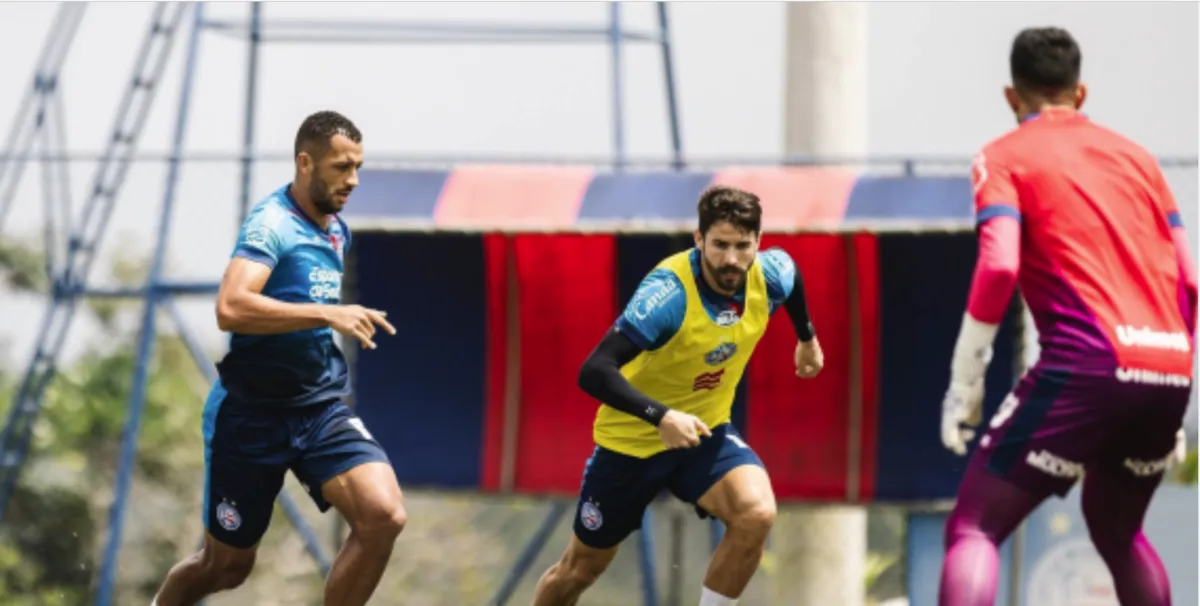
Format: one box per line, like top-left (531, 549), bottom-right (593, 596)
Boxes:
top-left (0, 0), bottom-right (191, 523)
top-left (237, 2), bottom-right (261, 228)
top-left (488, 500), bottom-right (570, 606)
top-left (638, 508), bottom-right (661, 606)
top-left (94, 4), bottom-right (206, 603)
top-left (0, 3), bottom-right (85, 235)
top-left (656, 3), bottom-right (684, 171)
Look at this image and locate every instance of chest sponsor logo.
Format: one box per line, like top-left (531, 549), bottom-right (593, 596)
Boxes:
top-left (309, 267), bottom-right (343, 301)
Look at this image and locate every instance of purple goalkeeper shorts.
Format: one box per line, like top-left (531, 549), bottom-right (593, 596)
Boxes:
top-left (970, 364), bottom-right (1193, 498)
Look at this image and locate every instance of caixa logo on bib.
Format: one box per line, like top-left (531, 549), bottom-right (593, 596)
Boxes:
top-left (704, 342), bottom-right (737, 366)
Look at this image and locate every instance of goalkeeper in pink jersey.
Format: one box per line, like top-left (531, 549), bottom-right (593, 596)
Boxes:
top-left (937, 27), bottom-right (1197, 606)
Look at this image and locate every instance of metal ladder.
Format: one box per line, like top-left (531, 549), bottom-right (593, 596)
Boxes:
top-left (0, 2), bottom-right (191, 521)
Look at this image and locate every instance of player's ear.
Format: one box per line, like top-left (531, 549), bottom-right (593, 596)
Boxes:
top-left (693, 229), bottom-right (703, 249)
top-left (1074, 83), bottom-right (1087, 109)
top-left (1003, 86), bottom-right (1021, 115)
top-left (296, 152), bottom-right (312, 175)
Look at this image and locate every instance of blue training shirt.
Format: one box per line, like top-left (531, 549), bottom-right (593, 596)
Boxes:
top-left (615, 247), bottom-right (797, 350)
top-left (214, 183), bottom-right (353, 408)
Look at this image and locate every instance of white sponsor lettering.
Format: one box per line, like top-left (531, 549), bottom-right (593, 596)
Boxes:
top-left (990, 393), bottom-right (1020, 429)
top-left (1123, 453), bottom-right (1177, 477)
top-left (631, 278), bottom-right (681, 321)
top-left (1114, 367), bottom-right (1192, 388)
top-left (1115, 325), bottom-right (1191, 353)
top-left (309, 267), bottom-right (343, 301)
top-left (1025, 450), bottom-right (1085, 479)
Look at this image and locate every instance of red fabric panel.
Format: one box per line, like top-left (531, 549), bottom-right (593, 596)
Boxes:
top-left (853, 234), bottom-right (880, 502)
top-left (479, 234), bottom-right (509, 493)
top-left (513, 234), bottom-right (617, 495)
top-left (748, 235), bottom-right (852, 501)
top-left (434, 166), bottom-right (594, 230)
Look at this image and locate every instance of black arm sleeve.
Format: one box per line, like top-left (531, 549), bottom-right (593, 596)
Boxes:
top-left (784, 265), bottom-right (817, 342)
top-left (577, 327), bottom-right (671, 426)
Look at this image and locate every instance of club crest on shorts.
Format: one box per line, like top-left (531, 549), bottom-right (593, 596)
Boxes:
top-left (704, 342), bottom-right (737, 366)
top-left (216, 501), bottom-right (242, 532)
top-left (580, 501), bottom-right (603, 531)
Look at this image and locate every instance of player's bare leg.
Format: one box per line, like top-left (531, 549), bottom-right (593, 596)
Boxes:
top-left (320, 461), bottom-right (407, 606)
top-left (694, 465), bottom-right (777, 603)
top-left (531, 536), bottom-right (619, 606)
top-left (151, 535), bottom-right (257, 606)
top-left (1081, 467), bottom-right (1172, 605)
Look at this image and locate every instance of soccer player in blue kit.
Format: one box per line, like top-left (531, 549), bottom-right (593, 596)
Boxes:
top-left (151, 111), bottom-right (404, 606)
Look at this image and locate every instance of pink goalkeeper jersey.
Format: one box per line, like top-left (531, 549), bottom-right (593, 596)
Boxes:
top-left (972, 108), bottom-right (1194, 380)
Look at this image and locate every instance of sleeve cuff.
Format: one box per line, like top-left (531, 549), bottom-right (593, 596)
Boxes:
top-left (234, 249), bottom-right (277, 269)
top-left (976, 204), bottom-right (1022, 225)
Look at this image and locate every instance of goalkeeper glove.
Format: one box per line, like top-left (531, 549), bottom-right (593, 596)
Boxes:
top-left (941, 314), bottom-right (998, 456)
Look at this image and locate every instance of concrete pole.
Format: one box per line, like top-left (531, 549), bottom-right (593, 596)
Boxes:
top-left (771, 3), bottom-right (869, 606)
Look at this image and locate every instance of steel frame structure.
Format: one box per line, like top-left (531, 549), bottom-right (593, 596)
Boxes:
top-left (0, 4), bottom-right (1194, 606)
top-left (0, 3), bottom-right (686, 605)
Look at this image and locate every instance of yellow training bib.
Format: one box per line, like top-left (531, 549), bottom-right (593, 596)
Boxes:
top-left (593, 250), bottom-right (770, 458)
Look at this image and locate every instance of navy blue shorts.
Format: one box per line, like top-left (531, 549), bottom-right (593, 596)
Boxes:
top-left (573, 423), bottom-right (763, 549)
top-left (201, 381), bottom-right (390, 548)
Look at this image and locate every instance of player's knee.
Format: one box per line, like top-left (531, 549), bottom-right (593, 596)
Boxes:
top-left (1082, 509), bottom-right (1138, 556)
top-left (943, 508), bottom-right (982, 549)
top-left (352, 499), bottom-right (407, 540)
top-left (200, 548), bottom-right (255, 591)
top-left (728, 501), bottom-right (776, 542)
top-left (555, 553), bottom-right (609, 589)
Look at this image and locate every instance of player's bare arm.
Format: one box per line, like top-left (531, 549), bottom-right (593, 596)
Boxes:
top-left (578, 328), bottom-right (712, 448)
top-left (216, 256), bottom-right (395, 349)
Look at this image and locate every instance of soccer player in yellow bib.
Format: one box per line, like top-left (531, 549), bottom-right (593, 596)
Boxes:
top-left (531, 186), bottom-right (825, 606)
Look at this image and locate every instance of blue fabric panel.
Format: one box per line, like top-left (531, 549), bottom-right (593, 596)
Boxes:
top-left (845, 176), bottom-right (974, 222)
top-left (578, 173), bottom-right (715, 222)
top-left (873, 232), bottom-right (1021, 501)
top-left (350, 233), bottom-right (486, 488)
top-left (341, 169), bottom-right (448, 220)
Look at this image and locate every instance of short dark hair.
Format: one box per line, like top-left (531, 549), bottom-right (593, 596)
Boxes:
top-left (294, 110), bottom-right (362, 160)
top-left (1009, 27), bottom-right (1082, 98)
top-left (697, 186), bottom-right (762, 236)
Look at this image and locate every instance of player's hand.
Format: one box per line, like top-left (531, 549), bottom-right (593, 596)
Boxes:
top-left (328, 304), bottom-right (396, 350)
top-left (941, 380), bottom-right (984, 456)
top-left (794, 338), bottom-right (824, 378)
top-left (657, 410), bottom-right (712, 449)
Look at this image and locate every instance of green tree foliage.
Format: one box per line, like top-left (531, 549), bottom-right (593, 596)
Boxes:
top-left (0, 238), bottom-right (209, 604)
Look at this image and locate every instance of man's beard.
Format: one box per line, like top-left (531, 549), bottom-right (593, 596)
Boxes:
top-left (705, 258), bottom-right (746, 292)
top-left (309, 176), bottom-right (341, 214)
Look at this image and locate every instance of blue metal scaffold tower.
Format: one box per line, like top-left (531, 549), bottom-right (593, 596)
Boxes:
top-left (0, 3), bottom-right (684, 605)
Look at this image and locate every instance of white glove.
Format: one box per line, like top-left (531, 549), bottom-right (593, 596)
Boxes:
top-left (942, 313), bottom-right (999, 456)
top-left (941, 380), bottom-right (984, 456)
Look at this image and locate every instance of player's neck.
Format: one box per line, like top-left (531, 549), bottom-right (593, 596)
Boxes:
top-left (1022, 103), bottom-right (1078, 123)
top-left (288, 183), bottom-right (333, 230)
